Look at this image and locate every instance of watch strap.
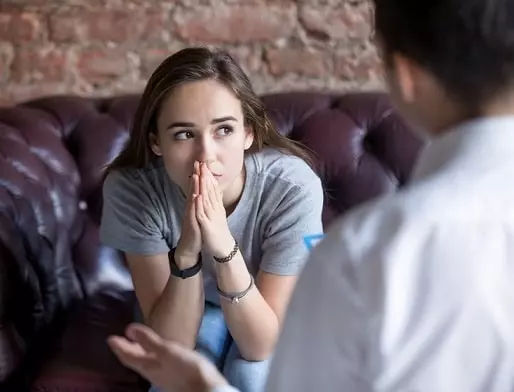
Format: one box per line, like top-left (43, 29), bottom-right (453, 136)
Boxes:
top-left (168, 248), bottom-right (202, 279)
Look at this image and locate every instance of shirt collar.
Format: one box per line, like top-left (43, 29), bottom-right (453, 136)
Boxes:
top-left (410, 116), bottom-right (514, 183)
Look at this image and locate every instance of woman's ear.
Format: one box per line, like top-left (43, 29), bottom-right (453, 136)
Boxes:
top-left (149, 132), bottom-right (162, 156)
top-left (244, 126), bottom-right (254, 150)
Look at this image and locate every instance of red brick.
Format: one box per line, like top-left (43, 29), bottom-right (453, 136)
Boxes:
top-left (0, 12), bottom-right (41, 43)
top-left (1, 0), bottom-right (51, 10)
top-left (139, 9), bottom-right (170, 44)
top-left (174, 0), bottom-right (213, 5)
top-left (173, 5), bottom-right (296, 43)
top-left (140, 48), bottom-right (176, 79)
top-left (299, 3), bottom-right (373, 41)
top-left (224, 0), bottom-right (296, 3)
top-left (4, 82), bottom-right (68, 104)
top-left (48, 10), bottom-right (84, 43)
top-left (57, 10), bottom-right (135, 43)
top-left (75, 49), bottom-right (133, 85)
top-left (0, 43), bottom-right (14, 82)
top-left (265, 47), bottom-right (328, 77)
top-left (228, 46), bottom-right (263, 74)
top-left (123, 0), bottom-right (175, 5)
top-left (0, 0), bottom-right (378, 104)
top-left (49, 8), bottom-right (168, 44)
top-left (87, 10), bottom-right (140, 42)
top-left (335, 48), bottom-right (383, 82)
top-left (62, 0), bottom-right (108, 7)
top-left (0, 97), bottom-right (14, 107)
top-left (10, 47), bottom-right (67, 83)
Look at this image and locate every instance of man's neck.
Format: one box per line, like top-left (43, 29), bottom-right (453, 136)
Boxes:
top-left (479, 92), bottom-right (514, 118)
top-left (429, 94), bottom-right (514, 137)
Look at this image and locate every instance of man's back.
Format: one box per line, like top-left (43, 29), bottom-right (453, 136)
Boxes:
top-left (265, 116), bottom-right (514, 392)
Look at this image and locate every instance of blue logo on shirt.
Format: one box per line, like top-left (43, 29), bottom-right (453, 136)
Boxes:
top-left (303, 234), bottom-right (325, 251)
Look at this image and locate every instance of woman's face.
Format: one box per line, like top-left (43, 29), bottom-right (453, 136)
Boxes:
top-left (152, 79), bottom-right (254, 196)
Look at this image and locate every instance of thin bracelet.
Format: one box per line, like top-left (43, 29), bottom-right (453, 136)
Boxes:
top-left (217, 275), bottom-right (254, 304)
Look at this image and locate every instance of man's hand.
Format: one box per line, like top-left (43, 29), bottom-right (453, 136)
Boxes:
top-left (107, 323), bottom-right (229, 392)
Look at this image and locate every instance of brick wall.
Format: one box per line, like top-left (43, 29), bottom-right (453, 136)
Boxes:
top-left (0, 0), bottom-right (382, 106)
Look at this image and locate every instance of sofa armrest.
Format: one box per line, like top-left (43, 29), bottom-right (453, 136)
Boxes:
top-left (0, 216), bottom-right (30, 383)
top-left (0, 104), bottom-right (86, 384)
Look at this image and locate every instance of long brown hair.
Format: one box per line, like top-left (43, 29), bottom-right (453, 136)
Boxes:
top-left (104, 47), bottom-right (314, 175)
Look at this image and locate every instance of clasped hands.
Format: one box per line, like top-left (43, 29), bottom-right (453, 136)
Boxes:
top-left (175, 161), bottom-right (235, 266)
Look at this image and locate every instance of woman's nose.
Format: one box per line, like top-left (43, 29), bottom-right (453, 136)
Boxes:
top-left (196, 137), bottom-right (216, 162)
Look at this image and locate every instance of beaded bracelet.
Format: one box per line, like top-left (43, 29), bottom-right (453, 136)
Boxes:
top-left (213, 241), bottom-right (239, 263)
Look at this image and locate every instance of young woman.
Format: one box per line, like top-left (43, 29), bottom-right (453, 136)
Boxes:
top-left (100, 47), bottom-right (324, 392)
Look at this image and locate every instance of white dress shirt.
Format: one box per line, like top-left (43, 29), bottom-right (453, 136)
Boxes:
top-left (264, 116), bottom-right (514, 392)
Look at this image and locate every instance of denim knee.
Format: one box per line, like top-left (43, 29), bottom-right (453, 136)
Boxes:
top-left (149, 357), bottom-right (271, 392)
top-left (223, 356), bottom-right (271, 392)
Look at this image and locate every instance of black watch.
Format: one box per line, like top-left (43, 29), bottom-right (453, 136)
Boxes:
top-left (168, 248), bottom-right (202, 279)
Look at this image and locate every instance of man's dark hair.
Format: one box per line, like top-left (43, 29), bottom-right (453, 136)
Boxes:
top-left (373, 0), bottom-right (514, 109)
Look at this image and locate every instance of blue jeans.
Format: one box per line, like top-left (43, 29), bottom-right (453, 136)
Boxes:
top-left (148, 302), bottom-right (271, 392)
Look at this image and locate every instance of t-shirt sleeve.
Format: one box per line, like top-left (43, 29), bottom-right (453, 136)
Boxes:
top-left (260, 173), bottom-right (324, 276)
top-left (99, 169), bottom-right (170, 255)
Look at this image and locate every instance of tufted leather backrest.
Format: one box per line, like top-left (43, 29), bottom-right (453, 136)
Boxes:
top-left (0, 92), bottom-right (423, 383)
top-left (262, 92), bottom-right (422, 224)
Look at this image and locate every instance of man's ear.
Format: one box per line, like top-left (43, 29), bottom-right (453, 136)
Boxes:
top-left (149, 132), bottom-right (162, 156)
top-left (244, 126), bottom-right (254, 150)
top-left (391, 52), bottom-right (418, 103)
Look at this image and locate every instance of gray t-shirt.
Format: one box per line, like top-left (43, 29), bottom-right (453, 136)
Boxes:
top-left (99, 147), bottom-right (324, 304)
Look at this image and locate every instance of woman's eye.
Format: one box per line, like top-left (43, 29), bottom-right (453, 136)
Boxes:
top-left (174, 130), bottom-right (194, 140)
top-left (216, 126), bottom-right (233, 137)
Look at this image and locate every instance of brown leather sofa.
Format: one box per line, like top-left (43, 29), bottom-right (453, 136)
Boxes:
top-left (0, 91), bottom-right (423, 391)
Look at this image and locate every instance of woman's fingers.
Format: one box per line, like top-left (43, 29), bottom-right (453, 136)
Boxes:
top-left (197, 162), bottom-right (225, 221)
top-left (196, 193), bottom-right (207, 223)
top-left (205, 168), bottom-right (219, 208)
top-left (210, 168), bottom-right (224, 205)
top-left (202, 163), bottom-right (222, 205)
top-left (196, 164), bottom-right (207, 222)
top-left (183, 162), bottom-right (200, 235)
top-left (189, 174), bottom-right (200, 232)
top-left (193, 170), bottom-right (199, 197)
top-left (199, 163), bottom-right (214, 215)
top-left (185, 173), bottom-right (196, 212)
top-left (200, 162), bottom-right (208, 197)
